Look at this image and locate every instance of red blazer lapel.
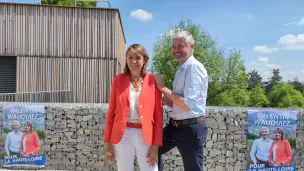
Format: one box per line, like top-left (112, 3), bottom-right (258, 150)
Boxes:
top-left (139, 73), bottom-right (149, 107)
top-left (122, 74), bottom-right (130, 104)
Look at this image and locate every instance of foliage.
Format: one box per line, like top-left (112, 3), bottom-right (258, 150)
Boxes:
top-left (151, 19), bottom-right (248, 106)
top-left (265, 69), bottom-right (283, 94)
top-left (268, 83), bottom-right (304, 107)
top-left (41, 0), bottom-right (97, 7)
top-left (286, 137), bottom-right (296, 148)
top-left (248, 83), bottom-right (270, 107)
top-left (289, 77), bottom-right (304, 95)
top-left (35, 129), bottom-right (45, 140)
top-left (247, 69), bottom-right (262, 91)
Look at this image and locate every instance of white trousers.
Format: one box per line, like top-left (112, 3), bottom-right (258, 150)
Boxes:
top-left (114, 128), bottom-right (158, 171)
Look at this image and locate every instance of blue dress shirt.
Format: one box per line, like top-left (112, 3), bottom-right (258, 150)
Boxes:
top-left (5, 131), bottom-right (23, 155)
top-left (250, 137), bottom-right (273, 164)
top-left (171, 56), bottom-right (208, 120)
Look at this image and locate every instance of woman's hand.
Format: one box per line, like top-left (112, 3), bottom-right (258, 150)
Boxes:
top-left (104, 142), bottom-right (115, 164)
top-left (146, 145), bottom-right (159, 167)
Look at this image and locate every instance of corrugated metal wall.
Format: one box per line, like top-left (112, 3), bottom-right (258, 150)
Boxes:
top-left (0, 3), bottom-right (126, 103)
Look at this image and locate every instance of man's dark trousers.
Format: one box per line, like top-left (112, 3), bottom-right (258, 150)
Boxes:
top-left (158, 120), bottom-right (208, 171)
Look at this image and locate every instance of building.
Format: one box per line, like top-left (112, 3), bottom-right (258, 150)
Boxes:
top-left (0, 2), bottom-right (126, 103)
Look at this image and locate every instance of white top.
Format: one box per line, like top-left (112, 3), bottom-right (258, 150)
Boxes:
top-left (128, 82), bottom-right (142, 123)
top-left (22, 136), bottom-right (27, 153)
top-left (272, 143), bottom-right (278, 162)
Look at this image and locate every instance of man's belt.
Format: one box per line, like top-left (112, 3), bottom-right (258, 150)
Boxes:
top-left (170, 116), bottom-right (205, 127)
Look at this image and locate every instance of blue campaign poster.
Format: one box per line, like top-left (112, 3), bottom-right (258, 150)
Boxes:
top-left (2, 105), bottom-right (45, 168)
top-left (246, 110), bottom-right (297, 171)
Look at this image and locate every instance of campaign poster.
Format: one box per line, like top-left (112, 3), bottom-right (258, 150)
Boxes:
top-left (2, 105), bottom-right (45, 168)
top-left (247, 110), bottom-right (297, 171)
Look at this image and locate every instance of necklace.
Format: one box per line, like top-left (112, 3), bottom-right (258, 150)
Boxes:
top-left (131, 81), bottom-right (143, 88)
top-left (131, 78), bottom-right (143, 88)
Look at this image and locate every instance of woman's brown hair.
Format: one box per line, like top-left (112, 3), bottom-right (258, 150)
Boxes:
top-left (123, 44), bottom-right (149, 77)
top-left (274, 127), bottom-right (284, 140)
top-left (24, 120), bottom-right (33, 132)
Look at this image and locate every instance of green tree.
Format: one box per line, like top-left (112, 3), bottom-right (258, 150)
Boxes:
top-left (151, 19), bottom-right (248, 106)
top-left (248, 83), bottom-right (269, 107)
top-left (247, 69), bottom-right (262, 91)
top-left (268, 83), bottom-right (304, 107)
top-left (289, 77), bottom-right (304, 95)
top-left (265, 69), bottom-right (282, 94)
top-left (41, 0), bottom-right (97, 7)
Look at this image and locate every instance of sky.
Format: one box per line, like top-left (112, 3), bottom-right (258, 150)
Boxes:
top-left (3, 0), bottom-right (304, 82)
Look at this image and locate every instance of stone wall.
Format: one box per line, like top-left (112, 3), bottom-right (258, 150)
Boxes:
top-left (0, 103), bottom-right (303, 171)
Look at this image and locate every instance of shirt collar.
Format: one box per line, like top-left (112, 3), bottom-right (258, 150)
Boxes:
top-left (13, 131), bottom-right (20, 134)
top-left (179, 56), bottom-right (194, 69)
top-left (261, 137), bottom-right (270, 142)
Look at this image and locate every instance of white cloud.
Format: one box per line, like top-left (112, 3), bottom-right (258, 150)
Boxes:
top-left (249, 62), bottom-right (260, 66)
top-left (277, 34), bottom-right (304, 50)
top-left (297, 18), bottom-right (304, 26)
top-left (260, 71), bottom-right (272, 81)
top-left (243, 13), bottom-right (254, 20)
top-left (284, 17), bottom-right (304, 26)
top-left (265, 64), bottom-right (281, 69)
top-left (288, 71), bottom-right (297, 75)
top-left (284, 21), bottom-right (297, 26)
top-left (130, 9), bottom-right (153, 22)
top-left (253, 46), bottom-right (279, 53)
top-left (258, 57), bottom-right (268, 63)
top-left (289, 70), bottom-right (304, 76)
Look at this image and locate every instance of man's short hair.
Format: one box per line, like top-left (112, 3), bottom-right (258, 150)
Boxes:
top-left (260, 126), bottom-right (269, 133)
top-left (171, 30), bottom-right (195, 47)
top-left (12, 120), bottom-right (20, 127)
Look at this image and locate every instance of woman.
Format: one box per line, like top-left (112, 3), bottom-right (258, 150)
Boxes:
top-left (19, 121), bottom-right (41, 157)
top-left (104, 44), bottom-right (163, 171)
top-left (269, 127), bottom-right (292, 166)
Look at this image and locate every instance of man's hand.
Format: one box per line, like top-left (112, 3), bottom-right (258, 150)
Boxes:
top-left (104, 142), bottom-right (115, 164)
top-left (155, 75), bottom-right (166, 92)
top-left (146, 145), bottom-right (158, 167)
top-left (163, 95), bottom-right (173, 108)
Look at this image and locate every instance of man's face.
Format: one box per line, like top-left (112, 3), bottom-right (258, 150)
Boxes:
top-left (261, 129), bottom-right (269, 139)
top-left (13, 123), bottom-right (19, 132)
top-left (172, 38), bottom-right (194, 64)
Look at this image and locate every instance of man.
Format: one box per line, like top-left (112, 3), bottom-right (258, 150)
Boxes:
top-left (5, 120), bottom-right (23, 157)
top-left (250, 126), bottom-right (273, 167)
top-left (155, 30), bottom-right (208, 171)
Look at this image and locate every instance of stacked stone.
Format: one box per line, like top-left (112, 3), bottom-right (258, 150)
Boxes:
top-left (0, 103), bottom-right (303, 171)
top-left (295, 108), bottom-right (304, 171)
top-left (43, 105), bottom-right (111, 171)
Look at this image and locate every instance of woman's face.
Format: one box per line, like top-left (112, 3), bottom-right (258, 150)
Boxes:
top-left (126, 51), bottom-right (144, 74)
top-left (274, 130), bottom-right (282, 140)
top-left (24, 124), bottom-right (31, 132)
